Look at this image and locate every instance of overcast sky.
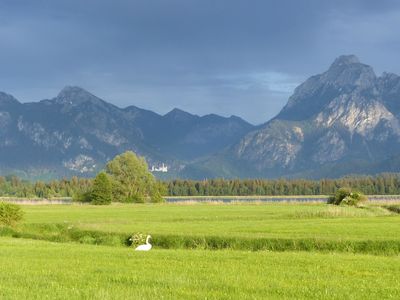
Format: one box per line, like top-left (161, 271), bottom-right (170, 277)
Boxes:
top-left (1, 0), bottom-right (400, 124)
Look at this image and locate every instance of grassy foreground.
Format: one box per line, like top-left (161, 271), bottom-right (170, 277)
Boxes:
top-left (1, 237), bottom-right (399, 300)
top-left (21, 203), bottom-right (400, 239)
top-left (1, 202), bottom-right (400, 299)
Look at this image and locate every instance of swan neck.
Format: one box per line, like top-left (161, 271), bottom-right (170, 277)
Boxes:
top-left (146, 235), bottom-right (151, 244)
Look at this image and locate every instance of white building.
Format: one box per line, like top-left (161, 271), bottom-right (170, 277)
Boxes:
top-left (150, 163), bottom-right (168, 173)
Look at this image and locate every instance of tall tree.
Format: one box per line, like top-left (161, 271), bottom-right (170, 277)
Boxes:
top-left (90, 172), bottom-right (112, 205)
top-left (106, 151), bottom-right (163, 203)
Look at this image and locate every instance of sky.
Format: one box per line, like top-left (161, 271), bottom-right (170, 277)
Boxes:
top-left (1, 0), bottom-right (400, 125)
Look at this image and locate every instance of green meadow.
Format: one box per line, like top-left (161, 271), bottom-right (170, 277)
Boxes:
top-left (19, 203), bottom-right (400, 242)
top-left (1, 202), bottom-right (400, 299)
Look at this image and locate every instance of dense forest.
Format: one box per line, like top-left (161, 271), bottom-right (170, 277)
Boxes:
top-left (165, 174), bottom-right (400, 196)
top-left (1, 173), bottom-right (400, 198)
top-left (0, 175), bottom-right (92, 198)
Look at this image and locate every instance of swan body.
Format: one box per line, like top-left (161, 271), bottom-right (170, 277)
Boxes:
top-left (135, 235), bottom-right (152, 251)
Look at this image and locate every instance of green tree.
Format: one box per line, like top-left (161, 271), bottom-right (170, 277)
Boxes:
top-left (90, 172), bottom-right (112, 205)
top-left (106, 151), bottom-right (163, 203)
top-left (0, 202), bottom-right (24, 227)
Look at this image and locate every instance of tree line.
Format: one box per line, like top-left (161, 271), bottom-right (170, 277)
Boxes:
top-left (165, 174), bottom-right (400, 196)
top-left (0, 175), bottom-right (92, 198)
top-left (0, 151), bottom-right (163, 203)
top-left (1, 172), bottom-right (400, 199)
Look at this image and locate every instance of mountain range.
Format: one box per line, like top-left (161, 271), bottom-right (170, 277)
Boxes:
top-left (0, 86), bottom-right (253, 179)
top-left (1, 55), bottom-right (400, 179)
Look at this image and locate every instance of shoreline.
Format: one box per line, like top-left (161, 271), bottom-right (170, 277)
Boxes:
top-left (1, 195), bottom-right (400, 205)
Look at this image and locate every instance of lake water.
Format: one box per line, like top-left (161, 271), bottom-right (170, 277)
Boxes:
top-left (165, 196), bottom-right (329, 203)
top-left (2, 195), bottom-right (399, 204)
top-left (166, 195), bottom-right (400, 203)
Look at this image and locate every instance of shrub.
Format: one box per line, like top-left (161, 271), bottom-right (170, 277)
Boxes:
top-left (0, 202), bottom-right (24, 227)
top-left (127, 232), bottom-right (147, 247)
top-left (329, 188), bottom-right (367, 206)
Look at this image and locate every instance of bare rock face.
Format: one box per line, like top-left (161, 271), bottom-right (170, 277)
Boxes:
top-left (311, 130), bottom-right (347, 164)
top-left (276, 55), bottom-right (378, 121)
top-left (314, 93), bottom-right (399, 135)
top-left (226, 55), bottom-right (400, 178)
top-left (235, 121), bottom-right (303, 170)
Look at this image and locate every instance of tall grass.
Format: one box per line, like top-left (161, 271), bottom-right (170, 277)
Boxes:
top-left (155, 234), bottom-right (400, 255)
top-left (1, 223), bottom-right (399, 255)
top-left (290, 205), bottom-right (392, 218)
top-left (385, 205), bottom-right (400, 214)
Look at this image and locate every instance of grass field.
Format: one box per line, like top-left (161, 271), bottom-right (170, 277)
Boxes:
top-left (20, 203), bottom-right (400, 241)
top-left (1, 202), bottom-right (400, 299)
top-left (1, 237), bottom-right (399, 299)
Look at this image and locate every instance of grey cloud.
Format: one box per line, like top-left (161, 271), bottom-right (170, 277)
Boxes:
top-left (1, 0), bottom-right (400, 124)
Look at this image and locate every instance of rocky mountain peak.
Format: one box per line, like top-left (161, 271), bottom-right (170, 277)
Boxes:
top-left (330, 55), bottom-right (360, 68)
top-left (164, 108), bottom-right (197, 122)
top-left (324, 55), bottom-right (376, 88)
top-left (379, 72), bottom-right (400, 88)
top-left (277, 55), bottom-right (378, 121)
top-left (0, 91), bottom-right (21, 108)
top-left (224, 54), bottom-right (400, 179)
top-left (377, 72), bottom-right (400, 115)
top-left (55, 86), bottom-right (103, 106)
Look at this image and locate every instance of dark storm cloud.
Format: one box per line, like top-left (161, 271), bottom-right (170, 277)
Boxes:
top-left (1, 0), bottom-right (400, 124)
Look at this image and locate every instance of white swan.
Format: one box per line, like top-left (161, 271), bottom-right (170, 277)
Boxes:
top-left (135, 235), bottom-right (152, 251)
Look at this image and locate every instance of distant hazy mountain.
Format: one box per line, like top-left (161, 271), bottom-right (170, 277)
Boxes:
top-left (0, 86), bottom-right (253, 178)
top-left (187, 55), bottom-right (400, 178)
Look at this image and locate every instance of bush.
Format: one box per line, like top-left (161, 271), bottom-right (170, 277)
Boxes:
top-left (127, 233), bottom-right (147, 247)
top-left (0, 202), bottom-right (24, 227)
top-left (328, 188), bottom-right (367, 206)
